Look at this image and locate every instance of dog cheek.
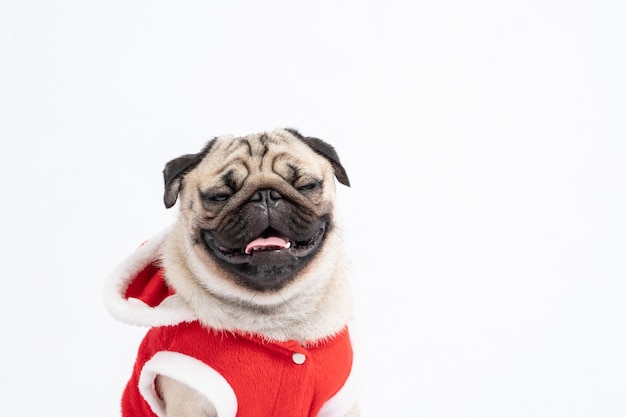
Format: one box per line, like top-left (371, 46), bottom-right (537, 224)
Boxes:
top-left (179, 202), bottom-right (219, 235)
top-left (306, 195), bottom-right (334, 218)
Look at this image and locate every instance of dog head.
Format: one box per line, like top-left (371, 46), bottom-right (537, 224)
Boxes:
top-left (162, 128), bottom-right (350, 295)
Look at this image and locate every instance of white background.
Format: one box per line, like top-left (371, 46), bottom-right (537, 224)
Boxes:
top-left (1, 1), bottom-right (625, 416)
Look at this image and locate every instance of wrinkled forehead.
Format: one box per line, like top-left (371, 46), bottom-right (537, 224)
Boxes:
top-left (188, 131), bottom-right (332, 188)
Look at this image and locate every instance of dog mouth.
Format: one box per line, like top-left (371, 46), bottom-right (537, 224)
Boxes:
top-left (202, 224), bottom-right (327, 265)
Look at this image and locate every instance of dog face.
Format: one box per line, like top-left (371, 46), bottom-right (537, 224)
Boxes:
top-left (162, 128), bottom-right (350, 294)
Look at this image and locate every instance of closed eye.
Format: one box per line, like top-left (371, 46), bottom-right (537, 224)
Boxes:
top-left (298, 181), bottom-right (322, 192)
top-left (209, 194), bottom-right (230, 202)
top-left (200, 191), bottom-right (231, 203)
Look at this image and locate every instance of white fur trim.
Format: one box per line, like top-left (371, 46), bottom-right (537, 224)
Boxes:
top-left (139, 351), bottom-right (238, 417)
top-left (317, 322), bottom-right (365, 417)
top-left (103, 228), bottom-right (196, 327)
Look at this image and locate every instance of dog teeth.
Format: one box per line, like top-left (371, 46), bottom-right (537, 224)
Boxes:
top-left (285, 241), bottom-right (291, 249)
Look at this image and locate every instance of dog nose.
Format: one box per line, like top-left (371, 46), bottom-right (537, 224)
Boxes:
top-left (250, 189), bottom-right (282, 208)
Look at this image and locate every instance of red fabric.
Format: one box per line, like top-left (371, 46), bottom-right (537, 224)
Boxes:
top-left (124, 264), bottom-right (174, 307)
top-left (122, 321), bottom-right (353, 417)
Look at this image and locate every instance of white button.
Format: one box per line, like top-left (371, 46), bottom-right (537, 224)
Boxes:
top-left (292, 352), bottom-right (306, 364)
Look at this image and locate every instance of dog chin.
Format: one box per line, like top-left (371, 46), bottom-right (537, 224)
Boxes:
top-left (200, 223), bottom-right (328, 292)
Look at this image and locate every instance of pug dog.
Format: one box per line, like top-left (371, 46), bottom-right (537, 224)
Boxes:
top-left (105, 128), bottom-right (362, 417)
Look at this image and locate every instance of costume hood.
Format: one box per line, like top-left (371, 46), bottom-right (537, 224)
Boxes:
top-left (103, 228), bottom-right (196, 327)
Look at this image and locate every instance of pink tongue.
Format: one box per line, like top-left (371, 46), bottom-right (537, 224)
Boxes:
top-left (245, 236), bottom-right (290, 254)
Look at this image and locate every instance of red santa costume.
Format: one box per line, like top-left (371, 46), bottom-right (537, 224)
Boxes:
top-left (104, 229), bottom-right (362, 417)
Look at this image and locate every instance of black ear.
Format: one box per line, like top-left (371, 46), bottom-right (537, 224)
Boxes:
top-left (162, 139), bottom-right (216, 208)
top-left (286, 129), bottom-right (351, 187)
